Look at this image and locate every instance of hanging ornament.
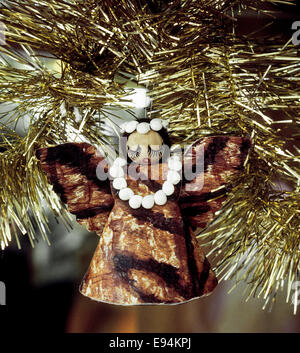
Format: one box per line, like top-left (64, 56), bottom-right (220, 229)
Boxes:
top-left (0, 0), bottom-right (298, 311)
top-left (36, 117), bottom-right (251, 305)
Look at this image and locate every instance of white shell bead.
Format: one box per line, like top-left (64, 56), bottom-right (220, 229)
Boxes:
top-left (167, 170), bottom-right (181, 185)
top-left (129, 195), bottom-right (143, 209)
top-left (154, 190), bottom-right (167, 205)
top-left (150, 118), bottom-right (163, 131)
top-left (171, 154), bottom-right (181, 160)
top-left (113, 177), bottom-right (127, 190)
top-left (168, 157), bottom-right (182, 171)
top-left (125, 120), bottom-right (138, 133)
top-left (162, 120), bottom-right (169, 128)
top-left (137, 122), bottom-right (150, 134)
top-left (109, 165), bottom-right (124, 178)
top-left (113, 157), bottom-right (127, 167)
top-left (119, 187), bottom-right (134, 201)
top-left (141, 195), bottom-right (155, 209)
top-left (162, 181), bottom-right (175, 196)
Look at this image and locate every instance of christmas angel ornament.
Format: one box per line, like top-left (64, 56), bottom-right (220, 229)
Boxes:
top-left (36, 118), bottom-right (251, 305)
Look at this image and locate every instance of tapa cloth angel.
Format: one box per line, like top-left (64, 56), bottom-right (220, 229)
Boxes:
top-left (36, 118), bottom-right (251, 305)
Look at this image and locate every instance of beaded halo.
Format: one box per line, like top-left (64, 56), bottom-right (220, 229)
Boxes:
top-left (120, 118), bottom-right (169, 135)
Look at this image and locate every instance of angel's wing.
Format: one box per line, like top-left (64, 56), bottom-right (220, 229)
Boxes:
top-left (179, 136), bottom-right (251, 231)
top-left (36, 142), bottom-right (114, 235)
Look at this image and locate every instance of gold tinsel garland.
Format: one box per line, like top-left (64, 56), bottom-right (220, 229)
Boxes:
top-left (0, 0), bottom-right (299, 311)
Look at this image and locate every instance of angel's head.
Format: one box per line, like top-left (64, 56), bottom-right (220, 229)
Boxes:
top-left (120, 118), bottom-right (171, 165)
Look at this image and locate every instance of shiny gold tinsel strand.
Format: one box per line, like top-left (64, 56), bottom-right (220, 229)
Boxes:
top-left (0, 0), bottom-right (299, 311)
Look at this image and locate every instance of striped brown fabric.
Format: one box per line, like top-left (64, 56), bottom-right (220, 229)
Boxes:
top-left (36, 136), bottom-right (250, 305)
top-left (179, 136), bottom-right (251, 231)
top-left (36, 143), bottom-right (114, 235)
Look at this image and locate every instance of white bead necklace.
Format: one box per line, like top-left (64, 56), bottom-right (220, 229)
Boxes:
top-left (109, 155), bottom-right (182, 209)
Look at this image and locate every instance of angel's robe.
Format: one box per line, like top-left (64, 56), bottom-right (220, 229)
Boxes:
top-left (36, 136), bottom-right (250, 305)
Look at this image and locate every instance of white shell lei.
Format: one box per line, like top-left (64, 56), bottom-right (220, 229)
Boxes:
top-left (109, 155), bottom-right (182, 209)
